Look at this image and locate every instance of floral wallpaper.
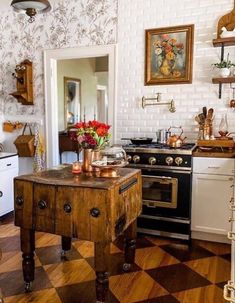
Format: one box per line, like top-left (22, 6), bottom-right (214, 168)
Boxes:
top-left (0, 0), bottom-right (117, 117)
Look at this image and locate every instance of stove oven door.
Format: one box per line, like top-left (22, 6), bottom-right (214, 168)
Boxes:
top-left (142, 175), bottom-right (178, 209)
top-left (141, 169), bottom-right (192, 219)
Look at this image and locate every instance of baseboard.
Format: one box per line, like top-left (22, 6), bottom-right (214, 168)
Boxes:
top-left (191, 230), bottom-right (230, 244)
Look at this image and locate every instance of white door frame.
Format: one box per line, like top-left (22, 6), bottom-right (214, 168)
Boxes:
top-left (44, 44), bottom-right (117, 168)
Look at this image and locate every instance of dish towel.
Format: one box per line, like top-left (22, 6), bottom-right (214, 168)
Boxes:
top-left (33, 124), bottom-right (46, 172)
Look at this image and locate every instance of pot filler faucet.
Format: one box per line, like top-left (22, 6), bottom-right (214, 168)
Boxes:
top-left (142, 92), bottom-right (176, 113)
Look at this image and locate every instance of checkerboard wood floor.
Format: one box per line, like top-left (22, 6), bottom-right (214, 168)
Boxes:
top-left (0, 213), bottom-right (231, 303)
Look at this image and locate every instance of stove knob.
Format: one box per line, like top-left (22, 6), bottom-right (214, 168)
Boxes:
top-left (175, 157), bottom-right (183, 166)
top-left (126, 154), bottom-right (132, 162)
top-left (165, 156), bottom-right (173, 165)
top-left (133, 155), bottom-right (140, 164)
top-left (149, 157), bottom-right (156, 165)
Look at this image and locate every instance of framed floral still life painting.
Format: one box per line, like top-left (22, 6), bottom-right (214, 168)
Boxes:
top-left (145, 24), bottom-right (194, 85)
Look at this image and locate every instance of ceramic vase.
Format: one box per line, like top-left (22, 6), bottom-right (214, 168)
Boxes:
top-left (220, 68), bottom-right (230, 78)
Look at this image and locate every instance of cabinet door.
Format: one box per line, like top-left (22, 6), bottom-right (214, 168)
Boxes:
top-left (0, 168), bottom-right (18, 216)
top-left (191, 173), bottom-right (233, 235)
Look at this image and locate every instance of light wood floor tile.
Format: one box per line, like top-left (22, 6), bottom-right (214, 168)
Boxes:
top-left (4, 288), bottom-right (62, 303)
top-left (0, 251), bottom-right (41, 273)
top-left (0, 224), bottom-right (20, 238)
top-left (35, 233), bottom-right (61, 248)
top-left (173, 285), bottom-right (227, 303)
top-left (135, 246), bottom-right (180, 270)
top-left (147, 236), bottom-right (177, 246)
top-left (185, 256), bottom-right (230, 283)
top-left (109, 271), bottom-right (168, 303)
top-left (72, 240), bottom-right (94, 258)
top-left (44, 259), bottom-right (96, 287)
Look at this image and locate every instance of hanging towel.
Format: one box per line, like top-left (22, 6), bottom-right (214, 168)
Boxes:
top-left (33, 124), bottom-right (46, 172)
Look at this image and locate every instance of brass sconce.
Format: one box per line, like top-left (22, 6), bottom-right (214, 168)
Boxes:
top-left (11, 0), bottom-right (51, 23)
top-left (10, 60), bottom-right (34, 105)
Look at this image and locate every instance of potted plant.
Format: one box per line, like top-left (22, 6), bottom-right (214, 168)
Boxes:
top-left (212, 53), bottom-right (235, 77)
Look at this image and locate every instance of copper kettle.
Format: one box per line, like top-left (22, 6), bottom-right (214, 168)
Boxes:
top-left (167, 126), bottom-right (187, 148)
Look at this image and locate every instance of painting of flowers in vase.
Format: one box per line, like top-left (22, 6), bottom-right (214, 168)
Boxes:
top-left (145, 24), bottom-right (194, 85)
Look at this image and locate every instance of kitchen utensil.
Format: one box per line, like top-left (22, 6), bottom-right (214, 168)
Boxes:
top-left (207, 108), bottom-right (214, 120)
top-left (167, 126), bottom-right (187, 148)
top-left (156, 129), bottom-right (171, 144)
top-left (121, 137), bottom-right (153, 144)
top-left (230, 88), bottom-right (235, 108)
top-left (202, 106), bottom-right (207, 118)
top-left (198, 113), bottom-right (205, 124)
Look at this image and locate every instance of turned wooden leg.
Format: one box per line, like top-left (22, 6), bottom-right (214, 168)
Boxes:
top-left (20, 228), bottom-right (35, 292)
top-left (123, 220), bottom-right (137, 272)
top-left (94, 242), bottom-right (110, 303)
top-left (61, 236), bottom-right (72, 257)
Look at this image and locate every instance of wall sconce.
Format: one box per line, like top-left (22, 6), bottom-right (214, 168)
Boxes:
top-left (142, 93), bottom-right (176, 113)
top-left (11, 0), bottom-right (51, 23)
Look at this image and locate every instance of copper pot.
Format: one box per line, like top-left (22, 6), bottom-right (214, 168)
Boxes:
top-left (167, 126), bottom-right (187, 148)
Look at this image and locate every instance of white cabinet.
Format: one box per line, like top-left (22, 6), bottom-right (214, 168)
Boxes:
top-left (191, 157), bottom-right (234, 243)
top-left (0, 154), bottom-right (19, 217)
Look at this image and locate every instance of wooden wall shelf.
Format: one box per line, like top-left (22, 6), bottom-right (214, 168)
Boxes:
top-left (213, 37), bottom-right (235, 47)
top-left (212, 76), bottom-right (235, 84)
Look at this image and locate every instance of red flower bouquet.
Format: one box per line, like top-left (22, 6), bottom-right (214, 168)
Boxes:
top-left (69, 120), bottom-right (111, 150)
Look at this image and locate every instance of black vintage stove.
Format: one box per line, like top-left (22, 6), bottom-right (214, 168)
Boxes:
top-left (123, 142), bottom-right (196, 241)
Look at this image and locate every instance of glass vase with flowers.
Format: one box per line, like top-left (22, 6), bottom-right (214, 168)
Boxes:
top-left (69, 120), bottom-right (111, 172)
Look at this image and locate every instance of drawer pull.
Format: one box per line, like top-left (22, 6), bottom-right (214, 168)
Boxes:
top-left (228, 231), bottom-right (235, 241)
top-left (38, 200), bottom-right (47, 210)
top-left (224, 281), bottom-right (235, 302)
top-left (90, 208), bottom-right (100, 218)
top-left (6, 163), bottom-right (12, 166)
top-left (0, 191), bottom-right (2, 198)
top-left (63, 203), bottom-right (72, 213)
top-left (16, 196), bottom-right (23, 206)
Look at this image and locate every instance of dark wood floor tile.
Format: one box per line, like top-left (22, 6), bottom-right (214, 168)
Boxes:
top-left (86, 252), bottom-right (141, 276)
top-left (216, 281), bottom-right (227, 289)
top-left (114, 234), bottom-right (155, 251)
top-left (137, 295), bottom-right (180, 303)
top-left (36, 244), bottom-right (82, 265)
top-left (1, 267), bottom-right (52, 297)
top-left (0, 236), bottom-right (20, 252)
top-left (220, 253), bottom-right (231, 262)
top-left (159, 242), bottom-right (215, 262)
top-left (146, 263), bottom-right (211, 293)
top-left (56, 280), bottom-right (119, 303)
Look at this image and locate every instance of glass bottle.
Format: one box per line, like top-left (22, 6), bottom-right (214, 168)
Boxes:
top-left (218, 114), bottom-right (228, 138)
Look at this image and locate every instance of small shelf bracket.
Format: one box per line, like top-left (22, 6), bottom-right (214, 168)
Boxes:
top-left (142, 93), bottom-right (176, 113)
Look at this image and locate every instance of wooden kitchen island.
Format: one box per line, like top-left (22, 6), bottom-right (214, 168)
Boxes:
top-left (14, 166), bottom-right (142, 302)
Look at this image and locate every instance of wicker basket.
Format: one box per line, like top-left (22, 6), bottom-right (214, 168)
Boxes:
top-left (14, 124), bottom-right (35, 157)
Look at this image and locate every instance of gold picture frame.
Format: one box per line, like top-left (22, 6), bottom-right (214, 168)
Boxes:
top-left (145, 24), bottom-right (194, 85)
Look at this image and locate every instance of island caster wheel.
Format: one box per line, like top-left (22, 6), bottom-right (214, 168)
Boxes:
top-left (25, 282), bottom-right (32, 293)
top-left (122, 263), bottom-right (131, 272)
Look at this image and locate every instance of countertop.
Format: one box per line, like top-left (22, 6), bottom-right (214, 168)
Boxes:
top-left (193, 147), bottom-right (235, 158)
top-left (0, 152), bottom-right (18, 159)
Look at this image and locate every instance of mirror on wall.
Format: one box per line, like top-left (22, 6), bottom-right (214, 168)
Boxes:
top-left (44, 44), bottom-right (116, 167)
top-left (64, 77), bottom-right (81, 128)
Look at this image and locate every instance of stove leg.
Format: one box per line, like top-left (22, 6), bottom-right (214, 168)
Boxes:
top-left (94, 242), bottom-right (110, 302)
top-left (21, 228), bottom-right (35, 292)
top-left (123, 220), bottom-right (137, 272)
top-left (61, 236), bottom-right (71, 257)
